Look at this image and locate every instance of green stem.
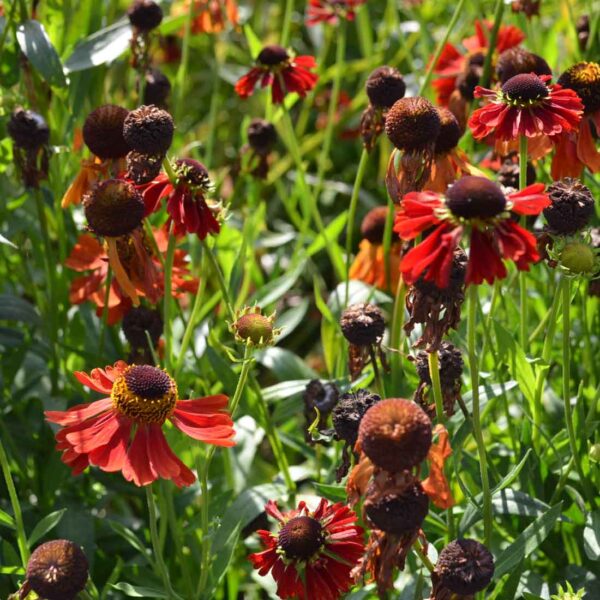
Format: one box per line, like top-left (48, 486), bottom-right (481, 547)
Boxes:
top-left (468, 285), bottom-right (492, 547)
top-left (201, 238), bottom-right (235, 322)
top-left (0, 439), bottom-right (29, 566)
top-left (418, 0), bottom-right (467, 95)
top-left (163, 226), bottom-right (176, 371)
top-left (146, 485), bottom-right (176, 599)
top-left (196, 446), bottom-right (214, 599)
top-left (390, 278), bottom-right (406, 392)
top-left (413, 539), bottom-right (434, 572)
top-left (174, 0), bottom-right (195, 123)
top-left (344, 148), bottom-right (369, 307)
top-left (429, 350), bottom-right (445, 424)
top-left (280, 0), bottom-right (294, 47)
top-left (519, 135), bottom-right (528, 351)
top-left (229, 345), bottom-right (254, 418)
top-left (480, 0), bottom-right (504, 88)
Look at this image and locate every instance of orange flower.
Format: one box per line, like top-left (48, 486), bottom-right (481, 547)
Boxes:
top-left (422, 424), bottom-right (454, 509)
top-left (176, 0), bottom-right (239, 34)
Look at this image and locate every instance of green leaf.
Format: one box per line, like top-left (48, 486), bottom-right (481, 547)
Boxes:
top-left (28, 509), bottom-right (66, 546)
top-left (255, 347), bottom-right (318, 380)
top-left (494, 503), bottom-right (563, 578)
top-left (492, 449), bottom-right (532, 494)
top-left (16, 20), bottom-right (66, 87)
top-left (108, 521), bottom-right (152, 564)
top-left (207, 523), bottom-right (242, 596)
top-left (262, 380), bottom-right (311, 403)
top-left (243, 24), bottom-right (262, 58)
top-left (250, 259), bottom-right (306, 306)
top-left (0, 566), bottom-right (25, 575)
top-left (0, 508), bottom-right (15, 530)
top-left (0, 234), bottom-right (17, 249)
top-left (111, 582), bottom-right (169, 598)
top-left (275, 298), bottom-right (309, 341)
top-left (0, 294), bottom-right (41, 324)
top-left (313, 483), bottom-right (347, 502)
top-left (64, 19), bottom-right (131, 73)
top-left (583, 510), bottom-right (600, 561)
top-left (306, 212), bottom-right (348, 258)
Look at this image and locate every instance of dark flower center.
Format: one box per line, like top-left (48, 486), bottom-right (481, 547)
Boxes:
top-left (361, 206), bottom-right (389, 244)
top-left (496, 47), bottom-right (551, 84)
top-left (434, 108), bottom-right (462, 155)
top-left (84, 180), bottom-right (145, 237)
top-left (340, 303), bottom-right (385, 346)
top-left (436, 539), bottom-right (495, 595)
top-left (112, 365), bottom-right (178, 424)
top-left (123, 105), bottom-right (174, 156)
top-left (385, 97), bottom-right (441, 152)
top-left (128, 0), bottom-right (163, 31)
top-left (365, 66), bottom-right (406, 109)
top-left (501, 73), bottom-right (549, 103)
top-left (124, 365), bottom-right (172, 399)
top-left (257, 45), bottom-right (289, 66)
top-left (83, 104), bottom-right (130, 159)
top-left (557, 61), bottom-right (600, 113)
top-left (8, 108), bottom-right (50, 150)
top-left (247, 119), bottom-right (277, 154)
top-left (174, 158), bottom-right (211, 189)
top-left (278, 516), bottom-right (324, 559)
top-left (445, 176), bottom-right (507, 219)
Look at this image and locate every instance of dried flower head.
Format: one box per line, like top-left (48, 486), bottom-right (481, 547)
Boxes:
top-left (340, 303), bottom-right (385, 346)
top-left (122, 305), bottom-right (163, 361)
top-left (231, 306), bottom-right (281, 347)
top-left (366, 66), bottom-right (406, 109)
top-left (497, 154), bottom-right (536, 190)
top-left (557, 61), bottom-right (600, 115)
top-left (434, 108), bottom-right (462, 155)
top-left (496, 47), bottom-right (552, 84)
top-left (84, 179), bottom-right (145, 237)
top-left (8, 108), bottom-right (49, 150)
top-left (144, 68), bottom-right (171, 107)
top-left (358, 398), bottom-right (432, 472)
top-left (126, 150), bottom-right (164, 184)
top-left (247, 118), bottom-right (277, 155)
top-left (385, 97), bottom-right (441, 152)
top-left (360, 206), bottom-right (391, 244)
top-left (128, 0), bottom-right (163, 31)
top-left (123, 105), bottom-right (174, 155)
top-left (545, 178), bottom-right (595, 235)
top-left (433, 539), bottom-right (495, 596)
top-left (24, 540), bottom-right (89, 600)
top-left (303, 379), bottom-right (339, 442)
top-left (82, 105), bottom-right (130, 160)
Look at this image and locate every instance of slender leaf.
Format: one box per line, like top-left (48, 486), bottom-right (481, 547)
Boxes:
top-left (28, 509), bottom-right (66, 546)
top-left (16, 20), bottom-right (66, 86)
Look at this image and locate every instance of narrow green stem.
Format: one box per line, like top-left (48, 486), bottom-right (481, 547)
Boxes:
top-left (413, 539), bottom-right (434, 572)
top-left (468, 285), bottom-right (492, 547)
top-left (369, 347), bottom-right (385, 398)
top-left (480, 0), bottom-right (504, 88)
top-left (174, 0), bottom-right (195, 123)
top-left (280, 0), bottom-right (294, 47)
top-left (197, 446), bottom-right (214, 599)
top-left (344, 148), bottom-right (370, 307)
top-left (418, 0), bottom-right (467, 95)
top-left (0, 440), bottom-right (29, 566)
top-left (146, 485), bottom-right (176, 599)
top-left (312, 20), bottom-right (347, 203)
top-left (205, 39), bottom-right (222, 169)
top-left (163, 226), bottom-right (177, 371)
top-left (229, 345), bottom-right (254, 418)
top-left (201, 238), bottom-right (235, 322)
top-left (390, 278), bottom-right (406, 392)
top-left (428, 350), bottom-right (445, 424)
top-left (519, 135), bottom-right (528, 351)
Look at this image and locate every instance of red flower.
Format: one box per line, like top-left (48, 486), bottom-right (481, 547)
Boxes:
top-left (66, 229), bottom-right (199, 324)
top-left (433, 20), bottom-right (525, 106)
top-left (306, 0), bottom-right (365, 26)
top-left (234, 45), bottom-right (318, 104)
top-left (394, 176), bottom-right (550, 287)
top-left (138, 159), bottom-right (221, 239)
top-left (45, 363), bottom-right (235, 487)
top-left (469, 73), bottom-right (583, 141)
top-left (249, 498), bottom-right (364, 600)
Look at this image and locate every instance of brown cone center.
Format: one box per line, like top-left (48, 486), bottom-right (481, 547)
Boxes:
top-left (278, 516), bottom-right (324, 560)
top-left (445, 176), bottom-right (507, 219)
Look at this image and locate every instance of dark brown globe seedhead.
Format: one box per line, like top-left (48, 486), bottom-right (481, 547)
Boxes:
top-left (358, 398), bottom-right (432, 472)
top-left (544, 178), bottom-right (595, 235)
top-left (84, 179), bottom-right (145, 237)
top-left (8, 108), bottom-right (49, 150)
top-left (361, 206), bottom-right (391, 244)
top-left (501, 73), bottom-right (549, 103)
top-left (26, 539), bottom-right (89, 600)
top-left (416, 341), bottom-right (463, 388)
top-left (365, 480), bottom-right (429, 534)
top-left (83, 105), bottom-right (130, 159)
top-left (365, 66), bottom-right (406, 109)
top-left (122, 306), bottom-right (163, 349)
top-left (174, 158), bottom-right (211, 189)
top-left (497, 157), bottom-right (536, 189)
top-left (278, 516), bottom-right (324, 560)
top-left (446, 176), bottom-right (507, 220)
top-left (128, 0), bottom-right (163, 31)
top-left (247, 119), bottom-right (277, 155)
top-left (126, 150), bottom-right (164, 184)
top-left (332, 388), bottom-right (381, 447)
top-left (435, 539), bottom-right (495, 595)
top-left (303, 379), bottom-right (339, 416)
top-left (434, 108), bottom-right (462, 155)
top-left (385, 97), bottom-right (441, 152)
top-left (557, 61), bottom-right (600, 114)
top-left (257, 45), bottom-right (289, 66)
top-left (144, 68), bottom-right (171, 107)
top-left (496, 47), bottom-right (552, 84)
top-left (340, 303), bottom-right (385, 346)
top-left (123, 105), bottom-right (174, 156)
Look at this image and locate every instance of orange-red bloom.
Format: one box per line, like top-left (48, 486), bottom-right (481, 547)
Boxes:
top-left (249, 498), bottom-right (364, 600)
top-left (66, 229), bottom-right (198, 324)
top-left (45, 363), bottom-right (235, 486)
top-left (394, 176), bottom-right (550, 287)
top-left (235, 45), bottom-right (318, 104)
top-left (306, 0), bottom-right (365, 26)
top-left (186, 0), bottom-right (239, 33)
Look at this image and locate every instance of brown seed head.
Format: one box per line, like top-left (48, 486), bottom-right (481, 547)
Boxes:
top-left (144, 68), bottom-right (171, 107)
top-left (360, 206), bottom-right (393, 244)
top-left (365, 66), bottom-right (406, 109)
top-left (257, 45), bottom-right (289, 66)
top-left (278, 516), bottom-right (324, 560)
top-left (358, 398), bottom-right (432, 472)
top-left (82, 105), bottom-right (130, 159)
top-left (415, 341), bottom-right (463, 388)
top-left (340, 303), bottom-right (385, 346)
top-left (26, 540), bottom-right (89, 600)
top-left (84, 179), bottom-right (145, 237)
top-left (557, 61), bottom-right (600, 114)
top-left (434, 108), bottom-right (462, 155)
top-left (122, 306), bottom-right (163, 349)
top-left (385, 97), bottom-right (441, 152)
top-left (501, 73), bottom-right (549, 103)
top-left (247, 119), bottom-right (277, 155)
top-left (545, 178), bottom-right (595, 235)
top-left (445, 176), bottom-right (507, 219)
top-left (332, 388), bottom-right (381, 447)
top-left (7, 108), bottom-right (49, 150)
top-left (123, 105), bottom-right (174, 155)
top-left (128, 0), bottom-right (163, 31)
top-left (496, 47), bottom-right (552, 84)
top-left (126, 150), bottom-right (164, 184)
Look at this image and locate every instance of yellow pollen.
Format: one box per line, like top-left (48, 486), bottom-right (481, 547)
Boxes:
top-left (111, 366), bottom-right (178, 424)
top-left (575, 63), bottom-right (600, 84)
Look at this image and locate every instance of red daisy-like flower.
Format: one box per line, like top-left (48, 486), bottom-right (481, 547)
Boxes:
top-left (249, 498), bottom-right (364, 600)
top-left (234, 45), bottom-right (318, 104)
top-left (66, 228), bottom-right (199, 324)
top-left (306, 0), bottom-right (365, 26)
top-left (138, 159), bottom-right (221, 240)
top-left (394, 176), bottom-right (550, 287)
top-left (45, 363), bottom-right (235, 487)
top-left (433, 20), bottom-right (525, 106)
top-left (469, 73), bottom-right (583, 141)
